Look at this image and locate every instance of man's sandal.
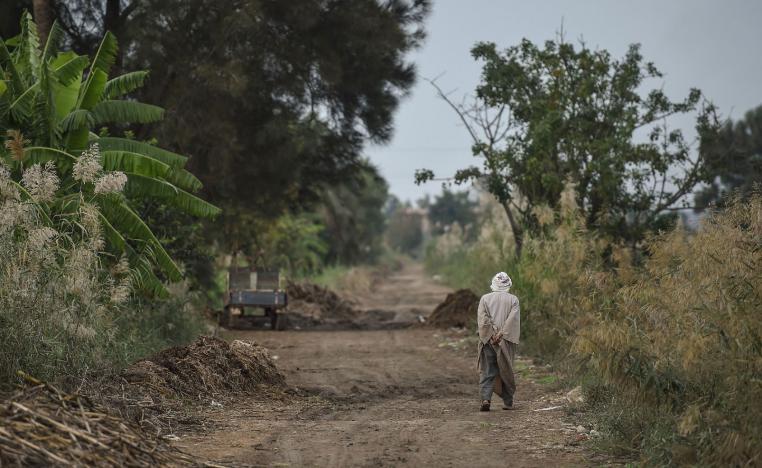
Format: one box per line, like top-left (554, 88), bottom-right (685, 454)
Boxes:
top-left (480, 400), bottom-right (491, 412)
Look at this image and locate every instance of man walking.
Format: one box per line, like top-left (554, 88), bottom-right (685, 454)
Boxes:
top-left (477, 272), bottom-right (520, 411)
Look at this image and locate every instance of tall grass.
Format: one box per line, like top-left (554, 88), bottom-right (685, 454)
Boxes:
top-left (0, 161), bottom-right (205, 390)
top-left (574, 195), bottom-right (762, 465)
top-left (425, 187), bottom-right (762, 465)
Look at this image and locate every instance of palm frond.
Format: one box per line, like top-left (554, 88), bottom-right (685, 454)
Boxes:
top-left (98, 209), bottom-right (169, 297)
top-left (96, 195), bottom-right (183, 281)
top-left (104, 71), bottom-right (148, 99)
top-left (101, 150), bottom-right (170, 178)
top-left (95, 137), bottom-right (188, 168)
top-left (77, 69), bottom-right (107, 110)
top-left (52, 52), bottom-right (89, 86)
top-left (41, 22), bottom-right (64, 63)
top-left (67, 70), bottom-right (106, 149)
top-left (168, 188), bottom-right (221, 217)
top-left (90, 100), bottom-right (164, 125)
top-left (97, 210), bottom-right (126, 251)
top-left (17, 12), bottom-right (41, 81)
top-left (33, 64), bottom-right (57, 146)
top-left (9, 83), bottom-right (37, 118)
top-left (165, 167), bottom-right (203, 192)
top-left (129, 249), bottom-right (170, 298)
top-left (50, 52), bottom-right (86, 121)
top-left (24, 146), bottom-right (76, 168)
top-left (0, 40), bottom-right (24, 94)
top-left (61, 109), bottom-right (93, 132)
top-left (90, 31), bottom-right (118, 75)
top-left (124, 172), bottom-right (219, 217)
top-left (0, 80), bottom-right (7, 98)
top-left (123, 172), bottom-right (178, 199)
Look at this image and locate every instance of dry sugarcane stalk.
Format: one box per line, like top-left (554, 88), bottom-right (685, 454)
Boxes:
top-left (11, 402), bottom-right (111, 449)
top-left (1, 378), bottom-right (198, 467)
top-left (0, 429), bottom-right (71, 465)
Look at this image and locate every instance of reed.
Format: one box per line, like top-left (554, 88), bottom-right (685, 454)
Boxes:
top-left (426, 188), bottom-right (762, 465)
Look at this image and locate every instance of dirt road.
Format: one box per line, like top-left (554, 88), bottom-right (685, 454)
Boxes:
top-left (177, 263), bottom-right (597, 467)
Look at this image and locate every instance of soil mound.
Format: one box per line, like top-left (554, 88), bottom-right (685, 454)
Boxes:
top-left (87, 336), bottom-right (286, 436)
top-left (122, 336), bottom-right (285, 398)
top-left (282, 281), bottom-right (359, 329)
top-left (426, 289), bottom-right (479, 328)
top-left (0, 376), bottom-right (192, 466)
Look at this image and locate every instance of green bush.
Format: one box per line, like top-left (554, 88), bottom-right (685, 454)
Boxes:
top-left (110, 293), bottom-right (207, 368)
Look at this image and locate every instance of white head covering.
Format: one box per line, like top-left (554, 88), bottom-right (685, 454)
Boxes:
top-left (490, 272), bottom-right (512, 292)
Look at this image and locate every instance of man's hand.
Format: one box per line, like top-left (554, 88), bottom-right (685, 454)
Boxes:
top-left (491, 332), bottom-right (503, 345)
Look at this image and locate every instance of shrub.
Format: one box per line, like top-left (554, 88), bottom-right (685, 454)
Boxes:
top-left (574, 194), bottom-right (762, 465)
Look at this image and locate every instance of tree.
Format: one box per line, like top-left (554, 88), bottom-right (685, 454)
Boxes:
top-left (318, 161), bottom-right (389, 264)
top-left (386, 203), bottom-right (423, 255)
top-left (427, 188), bottom-right (477, 237)
top-left (32, 0), bottom-right (53, 45)
top-left (248, 213), bottom-right (329, 276)
top-left (417, 37), bottom-right (719, 257)
top-left (43, 0), bottom-right (430, 251)
top-left (0, 14), bottom-right (219, 295)
top-left (695, 104), bottom-right (762, 209)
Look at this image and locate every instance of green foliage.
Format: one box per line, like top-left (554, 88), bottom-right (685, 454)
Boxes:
top-left (419, 36), bottom-right (720, 254)
top-left (0, 14), bottom-right (219, 296)
top-left (133, 199), bottom-right (216, 293)
top-left (695, 104), bottom-right (762, 208)
top-left (385, 204), bottom-right (424, 255)
top-left (111, 293), bottom-right (207, 368)
top-left (241, 212), bottom-right (329, 277)
top-left (427, 188), bottom-right (478, 238)
top-left (318, 161), bottom-right (389, 264)
top-left (52, 0), bottom-right (429, 252)
top-left (25, 1), bottom-right (429, 273)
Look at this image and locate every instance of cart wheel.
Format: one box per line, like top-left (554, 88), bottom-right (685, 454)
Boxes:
top-left (266, 308), bottom-right (278, 330)
top-left (220, 307), bottom-right (231, 328)
top-left (220, 306), bottom-right (239, 329)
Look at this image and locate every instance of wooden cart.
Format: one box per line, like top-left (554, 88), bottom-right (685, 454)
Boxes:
top-left (220, 268), bottom-right (287, 329)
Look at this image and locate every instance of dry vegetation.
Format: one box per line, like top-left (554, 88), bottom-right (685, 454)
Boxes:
top-left (427, 188), bottom-right (762, 465)
top-left (0, 374), bottom-right (193, 467)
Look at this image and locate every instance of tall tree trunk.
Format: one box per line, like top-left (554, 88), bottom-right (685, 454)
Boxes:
top-left (501, 202), bottom-right (524, 259)
top-left (32, 0), bottom-right (54, 48)
top-left (104, 0), bottom-right (122, 71)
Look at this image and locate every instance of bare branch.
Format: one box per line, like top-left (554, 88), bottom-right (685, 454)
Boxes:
top-left (425, 77), bottom-right (482, 146)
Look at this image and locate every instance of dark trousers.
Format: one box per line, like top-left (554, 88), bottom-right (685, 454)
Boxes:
top-left (479, 343), bottom-right (514, 405)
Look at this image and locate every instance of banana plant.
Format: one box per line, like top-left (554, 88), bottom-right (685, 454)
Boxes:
top-left (0, 13), bottom-right (220, 296)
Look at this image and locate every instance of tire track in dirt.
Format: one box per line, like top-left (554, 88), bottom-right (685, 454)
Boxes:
top-left (175, 263), bottom-right (600, 467)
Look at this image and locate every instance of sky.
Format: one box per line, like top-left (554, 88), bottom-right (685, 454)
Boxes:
top-left (366, 0), bottom-right (762, 202)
